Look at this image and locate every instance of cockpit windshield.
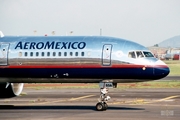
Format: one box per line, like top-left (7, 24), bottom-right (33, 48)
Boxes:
top-left (143, 51), bottom-right (154, 57)
top-left (128, 51), bottom-right (136, 58)
top-left (128, 51), bottom-right (154, 59)
top-left (136, 51), bottom-right (144, 58)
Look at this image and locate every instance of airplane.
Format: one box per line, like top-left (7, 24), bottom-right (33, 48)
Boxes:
top-left (0, 31), bottom-right (169, 111)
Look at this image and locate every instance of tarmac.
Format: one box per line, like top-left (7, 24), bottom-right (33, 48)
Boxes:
top-left (0, 88), bottom-right (180, 120)
top-left (162, 76), bottom-right (180, 80)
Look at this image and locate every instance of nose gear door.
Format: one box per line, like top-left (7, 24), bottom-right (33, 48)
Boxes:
top-left (0, 43), bottom-right (9, 65)
top-left (102, 44), bottom-right (112, 66)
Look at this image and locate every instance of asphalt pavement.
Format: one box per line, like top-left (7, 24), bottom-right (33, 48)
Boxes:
top-left (0, 88), bottom-right (180, 120)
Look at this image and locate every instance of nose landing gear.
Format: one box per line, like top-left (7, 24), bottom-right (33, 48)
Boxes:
top-left (96, 82), bottom-right (113, 111)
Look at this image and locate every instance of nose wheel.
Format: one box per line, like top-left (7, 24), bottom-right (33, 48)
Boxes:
top-left (96, 102), bottom-right (108, 111)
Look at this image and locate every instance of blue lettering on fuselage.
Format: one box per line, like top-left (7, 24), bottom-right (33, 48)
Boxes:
top-left (15, 41), bottom-right (86, 49)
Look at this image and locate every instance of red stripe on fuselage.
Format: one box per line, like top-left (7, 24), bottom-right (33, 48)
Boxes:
top-left (0, 64), bottom-right (168, 69)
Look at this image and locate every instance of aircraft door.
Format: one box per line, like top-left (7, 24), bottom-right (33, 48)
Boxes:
top-left (0, 43), bottom-right (9, 65)
top-left (102, 44), bottom-right (112, 66)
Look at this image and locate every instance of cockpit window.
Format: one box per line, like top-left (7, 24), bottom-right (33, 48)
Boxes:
top-left (143, 51), bottom-right (154, 57)
top-left (128, 51), bottom-right (154, 59)
top-left (128, 51), bottom-right (136, 58)
top-left (136, 51), bottom-right (144, 58)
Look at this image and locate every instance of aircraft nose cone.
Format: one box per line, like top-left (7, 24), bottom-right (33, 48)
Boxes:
top-left (154, 60), bottom-right (170, 79)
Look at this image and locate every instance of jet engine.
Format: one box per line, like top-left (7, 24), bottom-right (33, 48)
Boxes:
top-left (0, 83), bottom-right (24, 98)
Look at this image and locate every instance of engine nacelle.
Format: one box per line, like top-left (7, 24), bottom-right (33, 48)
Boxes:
top-left (0, 83), bottom-right (24, 98)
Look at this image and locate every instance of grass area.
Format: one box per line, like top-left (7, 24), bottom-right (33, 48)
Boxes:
top-left (164, 60), bottom-right (180, 64)
top-left (24, 83), bottom-right (99, 89)
top-left (117, 81), bottom-right (180, 89)
top-left (164, 60), bottom-right (180, 76)
top-left (24, 81), bottom-right (180, 89)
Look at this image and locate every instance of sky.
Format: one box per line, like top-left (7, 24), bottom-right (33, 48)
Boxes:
top-left (0, 0), bottom-right (180, 46)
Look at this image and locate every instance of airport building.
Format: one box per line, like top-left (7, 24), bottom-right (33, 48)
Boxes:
top-left (148, 47), bottom-right (180, 60)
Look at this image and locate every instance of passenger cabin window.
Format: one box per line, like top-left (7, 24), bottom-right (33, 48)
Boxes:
top-left (36, 52), bottom-right (39, 56)
top-left (64, 52), bottom-right (67, 56)
top-left (24, 52), bottom-right (28, 57)
top-left (58, 52), bottom-right (61, 56)
top-left (75, 52), bottom-right (78, 56)
top-left (30, 52), bottom-right (33, 57)
top-left (81, 52), bottom-right (85, 56)
top-left (47, 52), bottom-right (50, 56)
top-left (53, 52), bottom-right (56, 56)
top-left (19, 52), bottom-right (22, 57)
top-left (42, 52), bottom-right (44, 57)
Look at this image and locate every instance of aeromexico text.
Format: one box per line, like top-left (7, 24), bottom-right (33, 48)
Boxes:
top-left (15, 41), bottom-right (86, 49)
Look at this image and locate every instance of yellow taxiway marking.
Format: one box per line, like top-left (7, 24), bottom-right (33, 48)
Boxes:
top-left (110, 95), bottom-right (180, 105)
top-left (157, 95), bottom-right (179, 101)
top-left (144, 95), bottom-right (180, 104)
top-left (12, 94), bottom-right (95, 106)
top-left (69, 95), bottom-right (95, 101)
top-left (29, 94), bottom-right (95, 105)
top-left (5, 95), bottom-right (180, 106)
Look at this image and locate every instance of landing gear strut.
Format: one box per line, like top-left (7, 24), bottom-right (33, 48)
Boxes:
top-left (96, 82), bottom-right (112, 111)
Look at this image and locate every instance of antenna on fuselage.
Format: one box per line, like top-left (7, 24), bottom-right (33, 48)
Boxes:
top-left (0, 31), bottom-right (4, 38)
top-left (34, 30), bottom-right (37, 35)
top-left (52, 31), bottom-right (55, 35)
top-left (100, 28), bottom-right (102, 36)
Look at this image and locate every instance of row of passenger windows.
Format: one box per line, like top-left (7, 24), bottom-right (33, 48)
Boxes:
top-left (128, 51), bottom-right (154, 59)
top-left (19, 51), bottom-right (85, 57)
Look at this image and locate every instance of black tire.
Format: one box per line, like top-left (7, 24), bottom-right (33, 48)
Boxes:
top-left (103, 102), bottom-right (108, 110)
top-left (96, 102), bottom-right (105, 111)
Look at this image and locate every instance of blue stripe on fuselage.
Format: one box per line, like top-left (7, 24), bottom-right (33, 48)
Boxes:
top-left (0, 67), bottom-right (159, 79)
